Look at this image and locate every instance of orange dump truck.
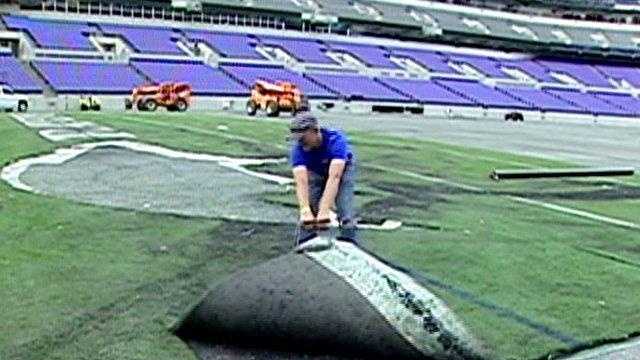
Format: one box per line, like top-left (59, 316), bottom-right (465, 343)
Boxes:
top-left (246, 80), bottom-right (309, 117)
top-left (125, 82), bottom-right (192, 112)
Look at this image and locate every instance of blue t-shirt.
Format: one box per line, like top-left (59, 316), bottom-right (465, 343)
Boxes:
top-left (290, 128), bottom-right (353, 175)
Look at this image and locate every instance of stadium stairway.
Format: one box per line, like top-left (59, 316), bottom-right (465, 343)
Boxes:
top-left (495, 86), bottom-right (535, 109)
top-left (130, 64), bottom-right (154, 85)
top-left (302, 73), bottom-right (341, 99)
top-left (218, 66), bottom-right (248, 88)
top-left (432, 80), bottom-right (480, 107)
top-left (376, 78), bottom-right (420, 103)
top-left (26, 60), bottom-right (54, 95)
top-left (544, 89), bottom-right (587, 113)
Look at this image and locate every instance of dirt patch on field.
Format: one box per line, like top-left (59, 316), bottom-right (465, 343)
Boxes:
top-left (17, 147), bottom-right (295, 223)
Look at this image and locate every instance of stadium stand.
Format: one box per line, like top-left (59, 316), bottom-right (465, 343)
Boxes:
top-left (304, 73), bottom-right (408, 101)
top-left (435, 79), bottom-right (529, 108)
top-left (537, 59), bottom-right (613, 88)
top-left (388, 48), bottom-right (456, 74)
top-left (185, 30), bottom-right (264, 59)
top-left (98, 23), bottom-right (184, 55)
top-left (497, 86), bottom-right (584, 112)
top-left (326, 42), bottom-right (399, 69)
top-left (3, 10), bottom-right (640, 117)
top-left (32, 60), bottom-right (146, 93)
top-left (0, 53), bottom-right (42, 93)
top-left (220, 64), bottom-right (337, 98)
top-left (546, 88), bottom-right (632, 116)
top-left (380, 78), bottom-right (474, 105)
top-left (499, 59), bottom-right (560, 83)
top-left (596, 64), bottom-right (640, 87)
top-left (595, 92), bottom-right (640, 115)
top-left (131, 60), bottom-right (246, 95)
top-left (2, 15), bottom-right (94, 50)
top-left (258, 36), bottom-right (335, 64)
top-left (447, 54), bottom-right (510, 78)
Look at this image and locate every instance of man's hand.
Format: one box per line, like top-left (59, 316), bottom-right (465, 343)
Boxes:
top-left (300, 207), bottom-right (316, 230)
top-left (315, 209), bottom-right (331, 230)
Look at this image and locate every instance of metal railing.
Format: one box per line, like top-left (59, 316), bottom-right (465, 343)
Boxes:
top-left (40, 0), bottom-right (290, 31)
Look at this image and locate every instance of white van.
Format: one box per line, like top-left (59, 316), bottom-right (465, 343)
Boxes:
top-left (0, 86), bottom-right (29, 112)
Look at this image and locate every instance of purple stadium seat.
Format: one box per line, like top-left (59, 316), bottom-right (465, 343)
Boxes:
top-left (380, 78), bottom-right (474, 105)
top-left (131, 60), bottom-right (246, 95)
top-left (436, 80), bottom-right (527, 108)
top-left (306, 73), bottom-right (408, 101)
top-left (546, 89), bottom-right (632, 116)
top-left (538, 60), bottom-right (612, 88)
top-left (448, 54), bottom-right (509, 78)
top-left (497, 86), bottom-right (583, 113)
top-left (499, 59), bottom-right (558, 82)
top-left (0, 54), bottom-right (42, 93)
top-left (98, 23), bottom-right (183, 54)
top-left (596, 64), bottom-right (640, 88)
top-left (593, 93), bottom-right (640, 116)
top-left (258, 36), bottom-right (335, 64)
top-left (33, 61), bottom-right (146, 93)
top-left (2, 15), bottom-right (94, 50)
top-left (221, 64), bottom-right (336, 98)
top-left (186, 30), bottom-right (264, 59)
top-left (389, 48), bottom-right (455, 73)
top-left (327, 42), bottom-right (400, 69)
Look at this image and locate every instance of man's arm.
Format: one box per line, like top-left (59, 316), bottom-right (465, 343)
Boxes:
top-left (317, 159), bottom-right (346, 222)
top-left (293, 165), bottom-right (315, 227)
top-left (293, 166), bottom-right (311, 212)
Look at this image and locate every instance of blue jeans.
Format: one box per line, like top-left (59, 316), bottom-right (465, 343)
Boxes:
top-left (295, 161), bottom-right (357, 245)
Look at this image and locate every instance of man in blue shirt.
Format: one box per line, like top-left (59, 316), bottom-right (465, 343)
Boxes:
top-left (289, 112), bottom-right (357, 248)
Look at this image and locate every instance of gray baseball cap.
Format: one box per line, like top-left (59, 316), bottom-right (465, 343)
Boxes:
top-left (289, 112), bottom-right (318, 140)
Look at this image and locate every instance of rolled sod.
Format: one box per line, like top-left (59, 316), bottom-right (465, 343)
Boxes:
top-left (175, 242), bottom-right (484, 359)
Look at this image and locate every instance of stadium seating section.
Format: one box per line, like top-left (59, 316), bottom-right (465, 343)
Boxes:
top-left (3, 14), bottom-right (640, 117)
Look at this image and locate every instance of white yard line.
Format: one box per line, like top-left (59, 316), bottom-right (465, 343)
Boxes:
top-left (507, 196), bottom-right (640, 230)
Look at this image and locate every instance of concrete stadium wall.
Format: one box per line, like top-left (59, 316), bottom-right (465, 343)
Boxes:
top-left (15, 94), bottom-right (640, 124)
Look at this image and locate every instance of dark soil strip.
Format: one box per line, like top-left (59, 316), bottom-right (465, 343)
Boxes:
top-left (573, 246), bottom-right (640, 270)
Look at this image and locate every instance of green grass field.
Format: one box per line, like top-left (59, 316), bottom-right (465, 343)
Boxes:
top-left (2, 111), bottom-right (640, 360)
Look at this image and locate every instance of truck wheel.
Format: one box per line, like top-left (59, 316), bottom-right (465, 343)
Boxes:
top-left (266, 101), bottom-right (279, 117)
top-left (18, 101), bottom-right (28, 113)
top-left (125, 99), bottom-right (132, 110)
top-left (80, 104), bottom-right (89, 111)
top-left (144, 99), bottom-right (158, 112)
top-left (246, 100), bottom-right (258, 116)
top-left (93, 104), bottom-right (101, 111)
top-left (176, 99), bottom-right (188, 112)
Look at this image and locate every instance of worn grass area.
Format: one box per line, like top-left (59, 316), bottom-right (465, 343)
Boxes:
top-left (2, 111), bottom-right (640, 360)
